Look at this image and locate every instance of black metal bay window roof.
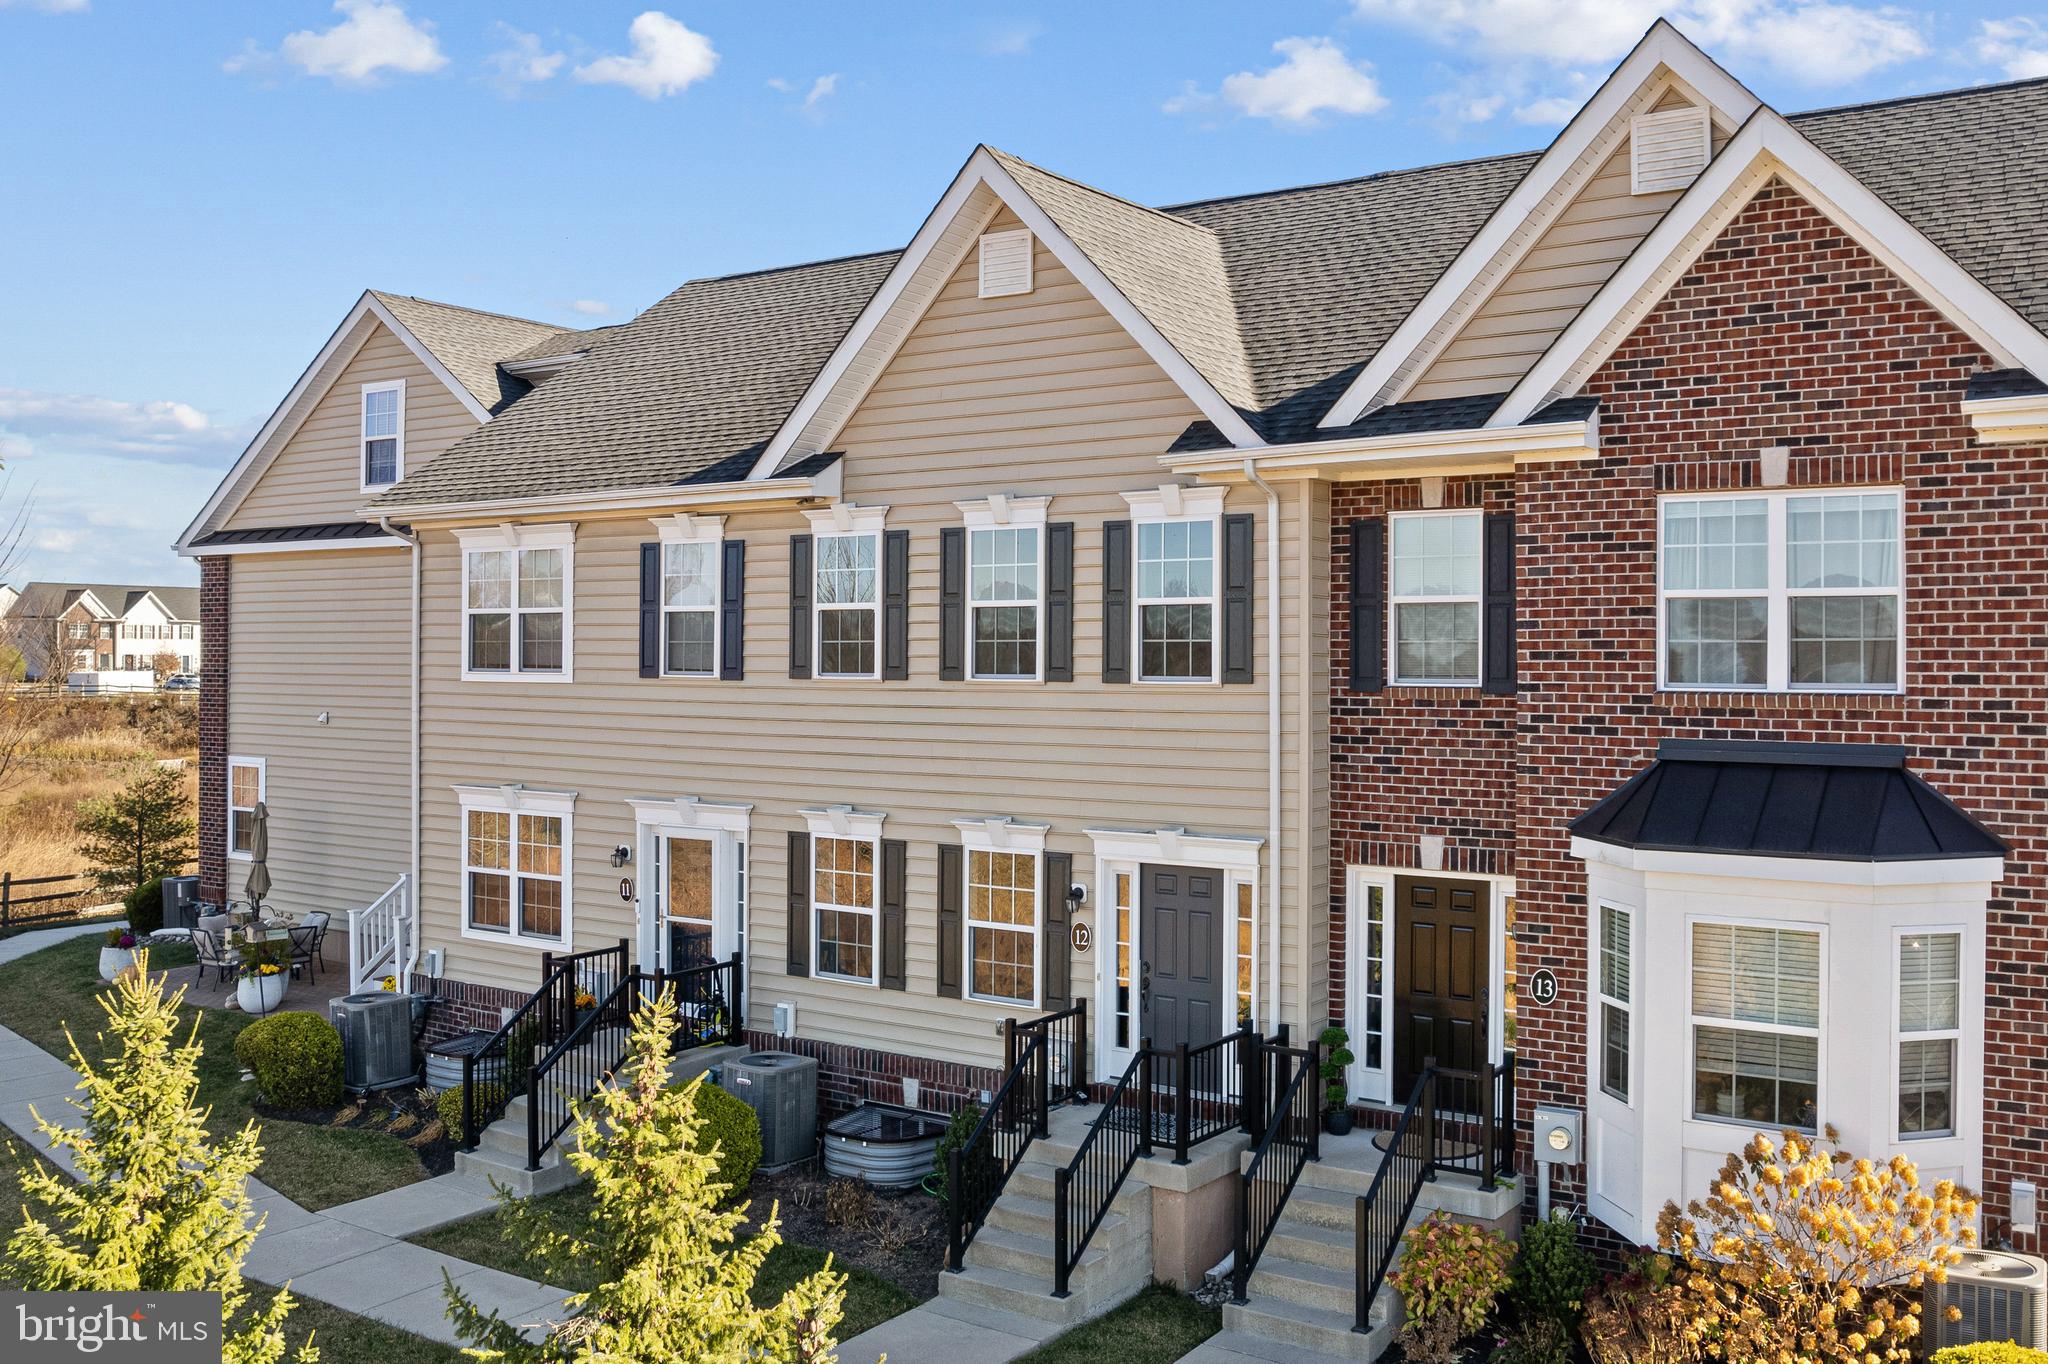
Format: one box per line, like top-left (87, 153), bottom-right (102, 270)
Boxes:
top-left (1571, 740), bottom-right (2008, 863)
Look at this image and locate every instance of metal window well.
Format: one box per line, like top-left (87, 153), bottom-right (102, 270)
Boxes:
top-left (822, 1103), bottom-right (949, 1189)
top-left (422, 1029), bottom-right (504, 1093)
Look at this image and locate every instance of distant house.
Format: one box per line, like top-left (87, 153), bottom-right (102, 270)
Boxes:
top-left (4, 581), bottom-right (202, 680)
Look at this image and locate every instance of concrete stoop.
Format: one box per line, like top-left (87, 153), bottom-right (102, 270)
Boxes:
top-left (937, 1151), bottom-right (1154, 1327)
top-left (452, 1041), bottom-right (745, 1199)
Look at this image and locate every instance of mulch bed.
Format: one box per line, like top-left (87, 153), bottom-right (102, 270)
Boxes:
top-left (739, 1162), bottom-right (947, 1303)
top-left (252, 1087), bottom-right (457, 1179)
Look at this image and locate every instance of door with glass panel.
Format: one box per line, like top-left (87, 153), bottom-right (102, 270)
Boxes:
top-left (640, 829), bottom-right (744, 1037)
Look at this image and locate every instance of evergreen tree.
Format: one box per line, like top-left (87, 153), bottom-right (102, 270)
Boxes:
top-left (4, 955), bottom-right (314, 1364)
top-left (74, 763), bottom-right (196, 894)
top-left (446, 989), bottom-right (849, 1363)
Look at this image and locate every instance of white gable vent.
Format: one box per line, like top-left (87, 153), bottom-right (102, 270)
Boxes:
top-left (1630, 106), bottom-right (1712, 195)
top-left (978, 228), bottom-right (1034, 298)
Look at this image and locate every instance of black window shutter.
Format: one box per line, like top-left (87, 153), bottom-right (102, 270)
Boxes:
top-left (880, 838), bottom-right (907, 991)
top-left (1045, 522), bottom-right (1075, 682)
top-left (882, 528), bottom-right (910, 680)
top-left (1041, 851), bottom-right (1072, 1009)
top-left (788, 534), bottom-right (813, 679)
top-left (939, 527), bottom-right (966, 681)
top-left (785, 830), bottom-right (811, 977)
top-left (1482, 511), bottom-right (1517, 695)
top-left (638, 542), bottom-right (661, 678)
top-left (719, 539), bottom-right (745, 681)
top-left (1221, 512), bottom-right (1255, 684)
top-left (1348, 518), bottom-right (1386, 692)
top-left (935, 844), bottom-right (963, 999)
top-left (1101, 519), bottom-right (1132, 683)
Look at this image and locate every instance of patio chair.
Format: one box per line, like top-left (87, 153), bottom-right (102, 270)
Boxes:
top-left (285, 924), bottom-right (321, 983)
top-left (192, 929), bottom-right (239, 986)
top-left (302, 911), bottom-right (331, 970)
top-left (196, 911), bottom-right (232, 942)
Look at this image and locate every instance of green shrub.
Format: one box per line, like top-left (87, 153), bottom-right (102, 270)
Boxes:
top-left (232, 1012), bottom-right (343, 1109)
top-left (686, 1079), bottom-right (762, 1195)
top-left (1389, 1210), bottom-right (1514, 1364)
top-left (930, 1102), bottom-right (997, 1209)
top-left (1495, 1316), bottom-right (1573, 1364)
top-left (1933, 1346), bottom-right (2048, 1364)
top-left (1511, 1210), bottom-right (1597, 1338)
top-left (436, 1082), bottom-right (506, 1143)
top-left (122, 876), bottom-right (165, 936)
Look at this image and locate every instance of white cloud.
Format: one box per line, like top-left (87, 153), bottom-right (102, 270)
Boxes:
top-left (0, 388), bottom-right (244, 466)
top-left (574, 11), bottom-right (718, 100)
top-left (1513, 94), bottom-right (1583, 125)
top-left (32, 529), bottom-right (81, 554)
top-left (0, 0), bottom-right (89, 12)
top-left (1171, 37), bottom-right (1388, 127)
top-left (483, 24), bottom-right (565, 92)
top-left (568, 299), bottom-right (612, 316)
top-left (803, 73), bottom-right (839, 110)
top-left (978, 21), bottom-right (1042, 56)
top-left (1973, 17), bottom-right (2048, 80)
top-left (251, 0), bottom-right (448, 84)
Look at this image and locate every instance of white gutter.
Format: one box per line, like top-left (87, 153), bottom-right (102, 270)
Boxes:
top-left (1960, 391), bottom-right (2048, 445)
top-left (378, 516), bottom-right (422, 983)
top-left (1242, 458), bottom-right (1283, 1035)
top-left (361, 470), bottom-right (840, 524)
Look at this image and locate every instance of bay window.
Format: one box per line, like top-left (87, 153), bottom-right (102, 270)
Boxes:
top-left (1599, 904), bottom-right (1633, 1103)
top-left (1690, 921), bottom-right (1821, 1130)
top-left (1897, 930), bottom-right (1961, 1139)
top-left (459, 524), bottom-right (573, 680)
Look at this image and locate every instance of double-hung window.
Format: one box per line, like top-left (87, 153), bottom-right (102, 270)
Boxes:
top-left (1660, 489), bottom-right (1901, 691)
top-left (1690, 921), bottom-right (1821, 1130)
top-left (812, 829), bottom-right (878, 984)
top-left (655, 515), bottom-right (722, 677)
top-left (361, 380), bottom-right (404, 488)
top-left (1896, 930), bottom-right (1961, 1139)
top-left (1390, 511), bottom-right (1482, 684)
top-left (813, 522), bottom-right (881, 680)
top-left (459, 525), bottom-right (573, 680)
top-left (459, 787), bottom-right (572, 947)
top-left (1126, 486), bottom-right (1225, 683)
top-left (956, 818), bottom-right (1048, 1006)
top-left (959, 496), bottom-right (1048, 681)
top-left (227, 757), bottom-right (264, 857)
top-left (1598, 905), bottom-right (1633, 1103)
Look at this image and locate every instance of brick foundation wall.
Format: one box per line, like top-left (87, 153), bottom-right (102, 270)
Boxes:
top-left (411, 973), bottom-right (530, 1045)
top-left (1330, 180), bottom-right (2048, 1250)
top-left (197, 555), bottom-right (230, 906)
top-left (741, 1029), bottom-right (1004, 1121)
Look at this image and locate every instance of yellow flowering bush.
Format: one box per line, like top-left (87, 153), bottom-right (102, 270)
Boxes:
top-left (1656, 1126), bottom-right (1979, 1364)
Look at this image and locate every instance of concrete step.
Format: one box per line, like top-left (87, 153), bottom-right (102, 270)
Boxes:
top-left (453, 1145), bottom-right (580, 1198)
top-left (1265, 1217), bottom-right (1355, 1272)
top-left (1222, 1294), bottom-right (1390, 1361)
top-left (935, 1259), bottom-right (1146, 1327)
top-left (1005, 1163), bottom-right (1154, 1215)
top-left (963, 1224), bottom-right (1118, 1282)
top-left (1249, 1253), bottom-right (1354, 1317)
top-left (1193, 1329), bottom-right (1380, 1364)
top-left (1272, 1182), bottom-right (1355, 1232)
top-left (983, 1193), bottom-right (1143, 1250)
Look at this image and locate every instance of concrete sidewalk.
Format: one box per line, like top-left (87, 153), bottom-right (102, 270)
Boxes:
top-left (0, 920), bottom-right (572, 1348)
top-left (837, 1292), bottom-right (1065, 1364)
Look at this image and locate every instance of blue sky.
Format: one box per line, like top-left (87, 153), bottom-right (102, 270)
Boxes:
top-left (3, 0), bottom-right (2044, 588)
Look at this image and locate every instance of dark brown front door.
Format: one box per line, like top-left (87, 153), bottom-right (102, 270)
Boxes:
top-left (1140, 865), bottom-right (1225, 1053)
top-left (1393, 875), bottom-right (1489, 1096)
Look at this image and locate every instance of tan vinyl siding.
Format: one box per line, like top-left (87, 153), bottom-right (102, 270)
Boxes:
top-left (227, 549), bottom-right (411, 924)
top-left (224, 324), bottom-right (477, 530)
top-left (415, 220), bottom-right (1320, 1071)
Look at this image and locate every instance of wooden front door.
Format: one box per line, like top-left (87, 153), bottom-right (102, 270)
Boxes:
top-left (1139, 865), bottom-right (1225, 1053)
top-left (1393, 875), bottom-right (1489, 1096)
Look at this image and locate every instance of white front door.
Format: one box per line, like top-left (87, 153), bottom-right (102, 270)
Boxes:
top-left (640, 827), bottom-right (744, 974)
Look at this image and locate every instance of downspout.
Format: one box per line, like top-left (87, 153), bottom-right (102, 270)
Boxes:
top-left (1241, 459), bottom-right (1283, 1036)
top-left (378, 516), bottom-right (421, 983)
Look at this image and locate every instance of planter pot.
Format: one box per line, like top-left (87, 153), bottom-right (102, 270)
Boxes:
top-left (237, 972), bottom-right (288, 1015)
top-left (1325, 1109), bottom-right (1356, 1137)
top-left (98, 947), bottom-right (137, 982)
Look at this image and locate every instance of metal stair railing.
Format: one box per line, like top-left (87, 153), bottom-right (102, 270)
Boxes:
top-left (455, 938), bottom-right (630, 1155)
top-left (1231, 1034), bottom-right (1321, 1303)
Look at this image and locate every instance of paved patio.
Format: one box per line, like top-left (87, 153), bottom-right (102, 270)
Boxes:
top-left (151, 922), bottom-right (344, 1012)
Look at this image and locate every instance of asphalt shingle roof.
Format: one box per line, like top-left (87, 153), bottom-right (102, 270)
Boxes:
top-left (370, 77), bottom-right (2048, 510)
top-left (372, 293), bottom-right (575, 414)
top-left (8, 582), bottom-right (200, 622)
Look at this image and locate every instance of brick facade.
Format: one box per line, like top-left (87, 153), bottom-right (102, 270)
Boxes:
top-left (1330, 181), bottom-right (2048, 1250)
top-left (197, 554), bottom-right (230, 906)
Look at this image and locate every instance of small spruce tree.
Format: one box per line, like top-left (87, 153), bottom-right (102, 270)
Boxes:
top-left (4, 953), bottom-right (313, 1364)
top-left (445, 988), bottom-right (849, 1363)
top-left (75, 763), bottom-right (195, 894)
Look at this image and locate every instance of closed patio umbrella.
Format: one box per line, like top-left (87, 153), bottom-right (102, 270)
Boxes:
top-left (244, 802), bottom-right (272, 916)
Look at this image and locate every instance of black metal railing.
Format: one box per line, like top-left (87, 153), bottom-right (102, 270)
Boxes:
top-left (1167, 1023), bottom-right (1257, 1162)
top-left (668, 950), bottom-right (744, 1051)
top-left (944, 1002), bottom-right (1089, 1272)
top-left (526, 968), bottom-right (643, 1169)
top-left (1052, 1044), bottom-right (1161, 1297)
top-left (458, 953), bottom-right (581, 1152)
top-left (540, 939), bottom-right (632, 1049)
top-left (1231, 1037), bottom-right (1321, 1303)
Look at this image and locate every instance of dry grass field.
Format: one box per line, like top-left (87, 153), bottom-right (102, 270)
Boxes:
top-left (0, 692), bottom-right (198, 890)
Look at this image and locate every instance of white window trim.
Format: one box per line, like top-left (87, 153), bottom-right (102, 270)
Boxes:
top-left (1388, 508), bottom-right (1484, 687)
top-left (802, 805), bottom-right (886, 986)
top-left (456, 523), bottom-right (576, 683)
top-left (454, 784), bottom-right (577, 950)
top-left (226, 755), bottom-right (265, 861)
top-left (359, 379), bottom-right (405, 491)
top-left (1657, 488), bottom-right (1905, 695)
top-left (955, 816), bottom-right (1051, 1007)
top-left (651, 513), bottom-right (725, 679)
top-left (1685, 913), bottom-right (1827, 1134)
top-left (957, 495), bottom-right (1051, 683)
top-left (1891, 923), bottom-right (1965, 1144)
top-left (1597, 903), bottom-right (1635, 1106)
top-left (629, 796), bottom-right (752, 973)
top-left (803, 504), bottom-right (888, 682)
top-left (1123, 484), bottom-right (1226, 686)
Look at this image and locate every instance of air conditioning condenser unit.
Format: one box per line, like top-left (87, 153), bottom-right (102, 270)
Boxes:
top-left (1926, 1248), bottom-right (2047, 1352)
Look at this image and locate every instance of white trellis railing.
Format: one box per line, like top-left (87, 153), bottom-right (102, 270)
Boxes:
top-left (347, 874), bottom-right (411, 995)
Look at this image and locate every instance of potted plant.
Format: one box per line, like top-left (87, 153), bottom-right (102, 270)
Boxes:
top-left (236, 941), bottom-right (289, 1015)
top-left (98, 929), bottom-right (140, 982)
top-left (1319, 1025), bottom-right (1356, 1135)
top-left (571, 987), bottom-right (597, 1028)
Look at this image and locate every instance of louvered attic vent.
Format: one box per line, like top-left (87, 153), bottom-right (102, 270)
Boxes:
top-left (1630, 106), bottom-right (1712, 195)
top-left (978, 228), bottom-right (1034, 298)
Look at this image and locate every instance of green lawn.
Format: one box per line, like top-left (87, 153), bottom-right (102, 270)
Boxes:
top-left (1016, 1284), bottom-right (1222, 1364)
top-left (0, 936), bottom-right (427, 1209)
top-left (411, 1184), bottom-right (920, 1340)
